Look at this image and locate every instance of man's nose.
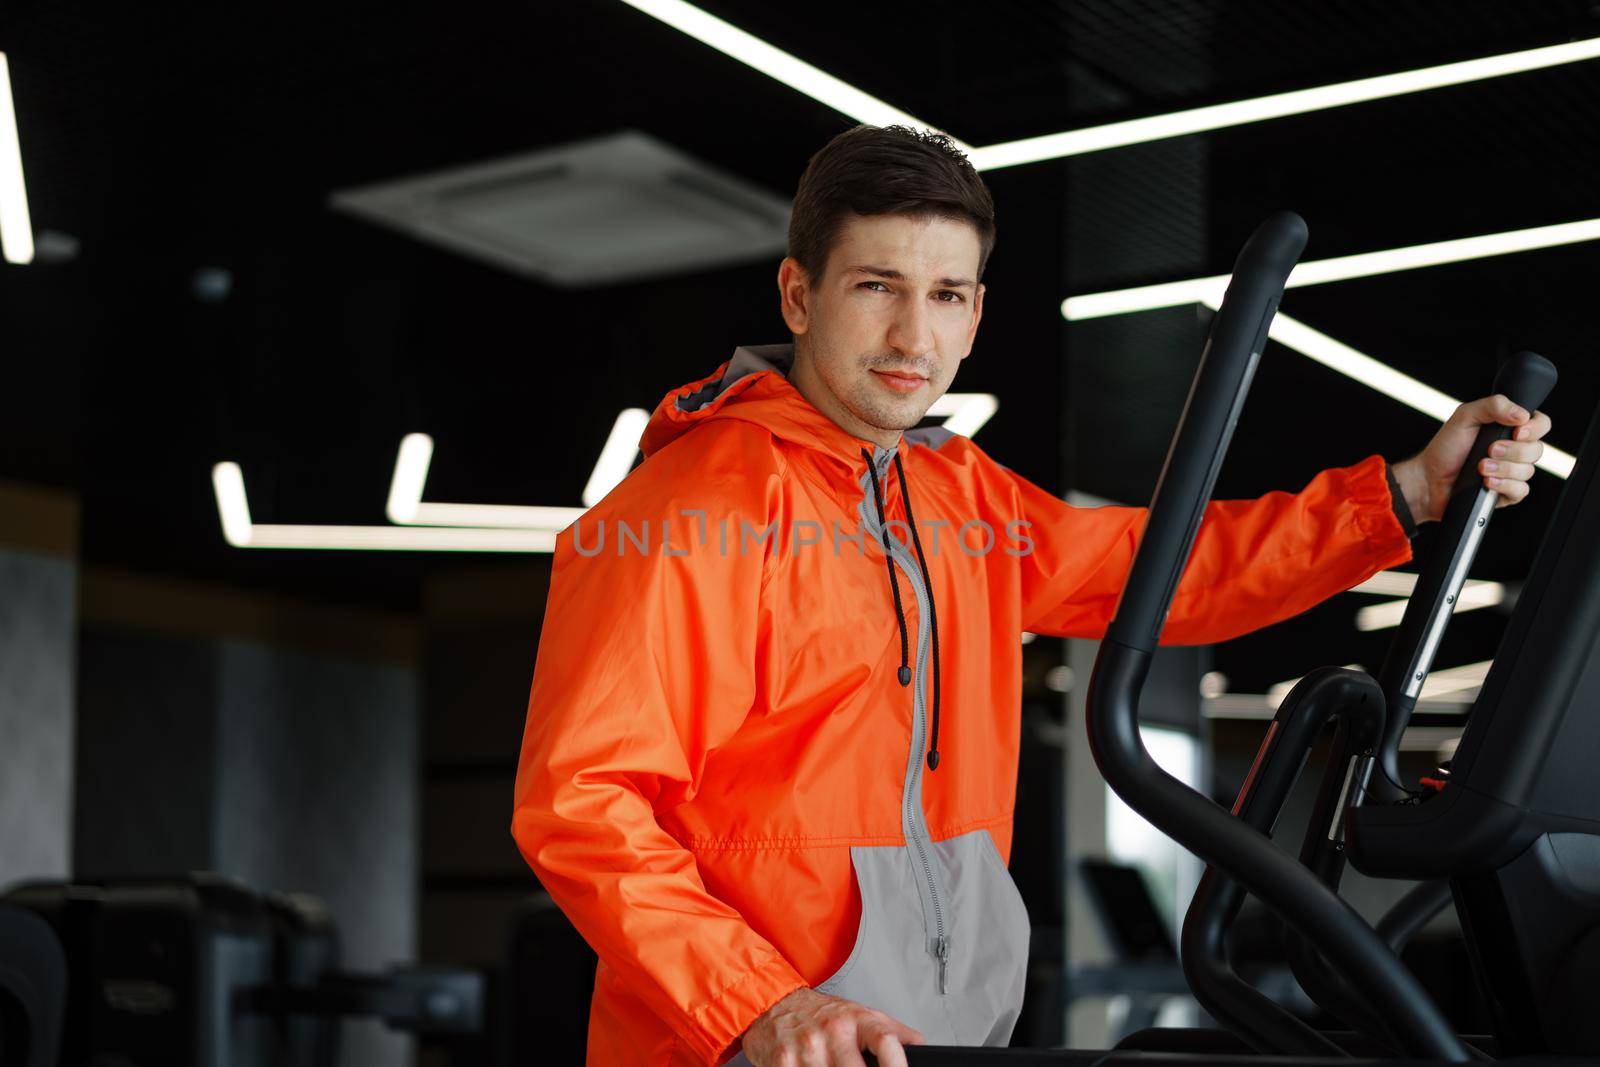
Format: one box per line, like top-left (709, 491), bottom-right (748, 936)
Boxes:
top-left (887, 296), bottom-right (936, 363)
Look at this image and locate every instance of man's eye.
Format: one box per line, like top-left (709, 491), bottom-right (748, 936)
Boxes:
top-left (859, 281), bottom-right (889, 292)
top-left (936, 291), bottom-right (963, 303)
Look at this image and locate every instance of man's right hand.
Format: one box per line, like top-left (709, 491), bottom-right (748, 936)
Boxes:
top-left (739, 987), bottom-right (926, 1067)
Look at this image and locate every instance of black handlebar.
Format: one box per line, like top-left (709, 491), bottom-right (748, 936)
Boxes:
top-left (1371, 351), bottom-right (1558, 795)
top-left (1084, 210), bottom-right (1471, 1062)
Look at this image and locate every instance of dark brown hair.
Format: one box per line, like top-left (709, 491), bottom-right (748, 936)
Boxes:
top-left (787, 124), bottom-right (997, 286)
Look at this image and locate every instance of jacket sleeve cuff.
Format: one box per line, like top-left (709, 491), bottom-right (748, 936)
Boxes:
top-left (1349, 454), bottom-right (1414, 571)
top-left (1383, 461), bottom-right (1420, 538)
top-left (691, 950), bottom-right (808, 1066)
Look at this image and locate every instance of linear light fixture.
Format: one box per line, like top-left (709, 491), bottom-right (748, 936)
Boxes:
top-left (0, 53), bottom-right (34, 265)
top-left (926, 392), bottom-right (1000, 438)
top-left (1350, 570), bottom-right (1421, 597)
top-left (1352, 571), bottom-right (1509, 602)
top-left (383, 395), bottom-right (1001, 532)
top-left (969, 38), bottom-right (1600, 171)
top-left (387, 433), bottom-right (588, 531)
top-left (614, 0), bottom-right (973, 152)
top-left (1418, 658), bottom-right (1494, 699)
top-left (583, 408), bottom-right (652, 507)
top-left (1355, 580), bottom-right (1505, 632)
top-left (1266, 659), bottom-right (1490, 708)
top-left (213, 461), bottom-right (558, 552)
top-left (1265, 664), bottom-right (1367, 708)
top-left (386, 408), bottom-right (651, 531)
top-left (1255, 308), bottom-right (1576, 479)
top-left (218, 393), bottom-right (1001, 552)
top-left (615, 1), bottom-right (1600, 171)
top-left (1206, 696), bottom-right (1471, 726)
top-left (1064, 216), bottom-right (1600, 321)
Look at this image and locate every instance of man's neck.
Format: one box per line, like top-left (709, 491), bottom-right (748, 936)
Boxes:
top-left (787, 341), bottom-right (903, 452)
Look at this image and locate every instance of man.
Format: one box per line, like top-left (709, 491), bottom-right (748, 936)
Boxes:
top-left (511, 124), bottom-right (1550, 1067)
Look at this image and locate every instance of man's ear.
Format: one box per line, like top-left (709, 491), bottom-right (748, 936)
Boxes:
top-left (778, 256), bottom-right (812, 336)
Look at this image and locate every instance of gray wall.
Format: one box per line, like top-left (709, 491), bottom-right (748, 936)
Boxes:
top-left (0, 480), bottom-right (80, 894)
top-left (419, 564), bottom-right (551, 968)
top-left (0, 546), bottom-right (77, 891)
top-left (74, 582), bottom-right (422, 1067)
top-left (215, 638), bottom-right (420, 1067)
top-left (1063, 636), bottom-right (1115, 1045)
top-left (73, 627), bottom-right (217, 876)
top-left (215, 639), bottom-right (420, 980)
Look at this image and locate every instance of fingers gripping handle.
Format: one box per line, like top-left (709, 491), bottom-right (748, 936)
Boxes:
top-left (1449, 351), bottom-right (1559, 498)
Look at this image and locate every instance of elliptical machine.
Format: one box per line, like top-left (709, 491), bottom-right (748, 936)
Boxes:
top-left (858, 210), bottom-right (1591, 1067)
top-left (1085, 209), bottom-right (1599, 1062)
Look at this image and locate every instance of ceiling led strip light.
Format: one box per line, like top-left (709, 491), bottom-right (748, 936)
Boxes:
top-left (0, 53), bottom-right (34, 265)
top-left (616, 0), bottom-right (1600, 171)
top-left (1064, 217), bottom-right (1600, 321)
top-left (382, 395), bottom-right (999, 533)
top-left (212, 462), bottom-right (558, 553)
top-left (614, 0), bottom-right (1587, 482)
top-left (1249, 307), bottom-right (1575, 479)
top-left (215, 395), bottom-right (1000, 550)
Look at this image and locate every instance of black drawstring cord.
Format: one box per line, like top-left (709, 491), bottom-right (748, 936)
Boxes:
top-left (862, 448), bottom-right (912, 687)
top-left (893, 450), bottom-right (943, 772)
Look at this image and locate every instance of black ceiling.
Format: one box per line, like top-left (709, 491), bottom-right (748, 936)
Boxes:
top-left (2, 0), bottom-right (1596, 694)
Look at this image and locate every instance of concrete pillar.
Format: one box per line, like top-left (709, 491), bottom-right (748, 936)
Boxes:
top-left (1063, 636), bottom-right (1114, 1046)
top-left (75, 569), bottom-right (421, 1066)
top-left (418, 563), bottom-right (552, 967)
top-left (0, 480), bottom-right (79, 892)
top-left (213, 637), bottom-right (422, 997)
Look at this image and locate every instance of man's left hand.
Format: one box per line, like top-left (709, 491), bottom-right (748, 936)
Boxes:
top-left (1390, 394), bottom-right (1552, 525)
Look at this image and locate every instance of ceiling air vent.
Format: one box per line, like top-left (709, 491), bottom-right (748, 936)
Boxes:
top-left (329, 129), bottom-right (792, 288)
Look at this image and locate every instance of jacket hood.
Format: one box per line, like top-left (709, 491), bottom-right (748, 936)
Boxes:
top-left (639, 341), bottom-right (950, 771)
top-left (640, 343), bottom-right (894, 469)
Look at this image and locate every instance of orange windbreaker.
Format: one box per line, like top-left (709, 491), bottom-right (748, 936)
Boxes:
top-left (511, 343), bottom-right (1413, 1065)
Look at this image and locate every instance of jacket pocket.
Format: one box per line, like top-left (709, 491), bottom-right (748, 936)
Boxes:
top-left (978, 828), bottom-right (1032, 946)
top-left (814, 832), bottom-right (1033, 1046)
top-left (731, 832), bottom-right (1029, 1062)
top-left (802, 843), bottom-right (959, 1042)
top-left (815, 848), bottom-right (871, 994)
top-left (937, 827), bottom-right (1031, 1046)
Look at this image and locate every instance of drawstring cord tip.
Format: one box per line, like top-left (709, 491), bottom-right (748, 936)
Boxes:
top-left (897, 666), bottom-right (911, 686)
top-left (926, 750), bottom-right (940, 771)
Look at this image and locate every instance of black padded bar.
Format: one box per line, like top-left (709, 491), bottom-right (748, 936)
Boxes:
top-left (1102, 212), bottom-right (1302, 653)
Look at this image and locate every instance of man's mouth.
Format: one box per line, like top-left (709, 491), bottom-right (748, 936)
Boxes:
top-left (871, 369), bottom-right (929, 394)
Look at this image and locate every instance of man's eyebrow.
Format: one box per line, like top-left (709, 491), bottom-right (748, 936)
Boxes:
top-left (845, 265), bottom-right (977, 289)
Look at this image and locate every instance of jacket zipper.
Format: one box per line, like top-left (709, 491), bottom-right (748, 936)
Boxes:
top-left (870, 447), bottom-right (951, 994)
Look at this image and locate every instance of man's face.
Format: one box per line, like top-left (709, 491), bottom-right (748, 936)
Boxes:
top-left (779, 212), bottom-right (985, 445)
